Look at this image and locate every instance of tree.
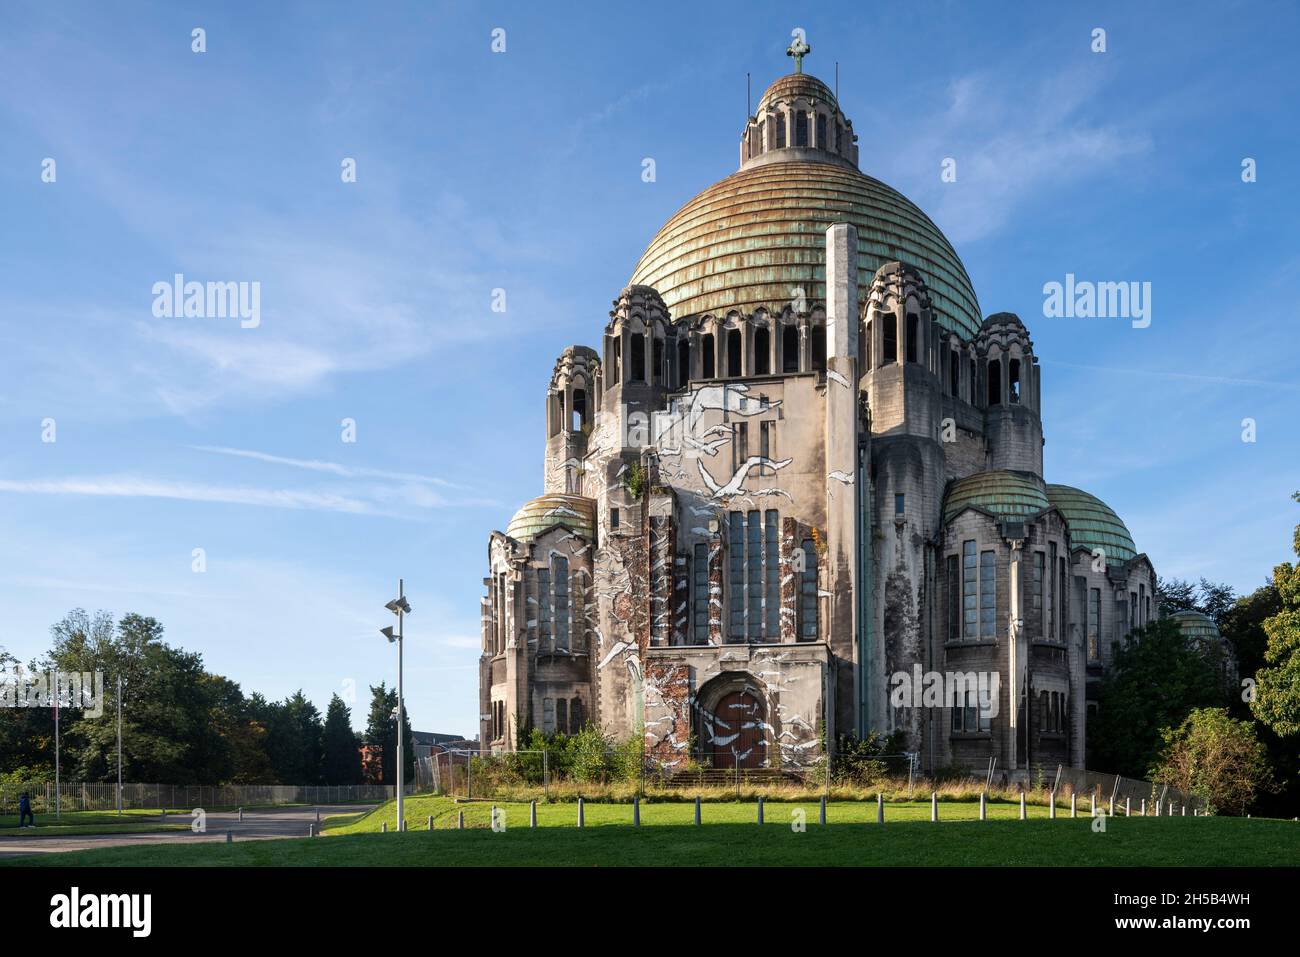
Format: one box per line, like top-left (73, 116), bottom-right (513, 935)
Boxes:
top-left (1089, 618), bottom-right (1222, 778)
top-left (322, 694), bottom-right (362, 785)
top-left (1155, 576), bottom-right (1235, 624)
top-left (1252, 492), bottom-right (1300, 737)
top-left (1150, 708), bottom-right (1275, 815)
top-left (363, 683), bottom-right (413, 785)
top-left (1220, 582), bottom-right (1281, 692)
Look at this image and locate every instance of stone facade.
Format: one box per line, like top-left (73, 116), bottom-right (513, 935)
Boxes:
top-left (477, 64), bottom-right (1157, 781)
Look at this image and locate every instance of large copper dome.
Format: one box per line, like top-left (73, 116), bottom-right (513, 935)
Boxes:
top-left (629, 73), bottom-right (982, 337)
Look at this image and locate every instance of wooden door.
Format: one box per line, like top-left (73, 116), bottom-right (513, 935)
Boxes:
top-left (709, 690), bottom-right (765, 769)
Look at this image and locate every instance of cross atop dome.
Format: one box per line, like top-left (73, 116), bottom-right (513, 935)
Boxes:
top-left (786, 34), bottom-right (811, 73)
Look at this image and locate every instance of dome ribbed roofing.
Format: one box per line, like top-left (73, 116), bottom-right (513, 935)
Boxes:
top-left (1170, 610), bottom-right (1222, 641)
top-left (943, 470), bottom-right (1049, 524)
top-left (505, 494), bottom-right (595, 544)
top-left (758, 73), bottom-right (836, 110)
top-left (629, 160), bottom-right (982, 337)
top-left (1045, 484), bottom-right (1137, 566)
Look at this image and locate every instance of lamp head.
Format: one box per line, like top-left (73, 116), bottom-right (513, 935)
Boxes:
top-left (380, 625), bottom-right (397, 643)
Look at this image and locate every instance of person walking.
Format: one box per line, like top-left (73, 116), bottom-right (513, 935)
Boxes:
top-left (18, 792), bottom-right (35, 828)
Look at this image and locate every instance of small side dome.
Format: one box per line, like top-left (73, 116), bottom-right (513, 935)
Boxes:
top-left (1170, 610), bottom-right (1221, 642)
top-left (943, 469), bottom-right (1049, 524)
top-left (505, 494), bottom-right (595, 544)
top-left (1045, 484), bottom-right (1137, 565)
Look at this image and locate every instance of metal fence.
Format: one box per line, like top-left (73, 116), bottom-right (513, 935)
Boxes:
top-left (1044, 764), bottom-right (1205, 813)
top-left (0, 782), bottom-right (400, 815)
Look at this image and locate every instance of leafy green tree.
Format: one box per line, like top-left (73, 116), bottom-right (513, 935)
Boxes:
top-left (1220, 582), bottom-right (1281, 694)
top-left (363, 683), bottom-right (412, 785)
top-left (1150, 707), bottom-right (1275, 815)
top-left (1090, 618), bottom-right (1221, 778)
top-left (322, 694), bottom-right (362, 785)
top-left (1252, 493), bottom-right (1300, 737)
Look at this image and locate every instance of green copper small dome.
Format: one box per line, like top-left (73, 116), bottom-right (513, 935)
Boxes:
top-left (1170, 610), bottom-right (1221, 642)
top-left (505, 494), bottom-right (595, 544)
top-left (943, 470), bottom-right (1049, 524)
top-left (1045, 484), bottom-right (1137, 566)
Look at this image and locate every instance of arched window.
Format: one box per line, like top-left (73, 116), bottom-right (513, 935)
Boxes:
top-left (702, 334), bottom-right (716, 377)
top-left (987, 357), bottom-right (1002, 406)
top-left (754, 326), bottom-right (770, 375)
top-left (816, 113), bottom-right (827, 149)
top-left (1009, 358), bottom-right (1021, 403)
top-left (631, 334), bottom-right (646, 381)
top-left (570, 697), bottom-right (584, 732)
top-left (677, 338), bottom-right (690, 387)
top-left (810, 325), bottom-right (826, 371)
top-left (726, 329), bottom-right (742, 376)
top-left (553, 554), bottom-right (569, 651)
top-left (882, 313), bottom-right (897, 364)
top-left (906, 314), bottom-right (919, 363)
top-left (782, 324), bottom-right (800, 372)
top-left (796, 111), bottom-right (808, 147)
top-left (776, 112), bottom-right (787, 148)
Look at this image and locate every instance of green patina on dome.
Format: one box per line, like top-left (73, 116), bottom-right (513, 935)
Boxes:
top-left (505, 494), bottom-right (595, 544)
top-left (629, 161), bottom-right (981, 337)
top-left (943, 470), bottom-right (1049, 525)
top-left (1045, 484), bottom-right (1137, 566)
top-left (1170, 610), bottom-right (1221, 641)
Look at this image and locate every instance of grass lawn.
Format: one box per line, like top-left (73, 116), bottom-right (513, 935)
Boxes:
top-left (4, 795), bottom-right (1296, 866)
top-left (0, 808), bottom-right (189, 837)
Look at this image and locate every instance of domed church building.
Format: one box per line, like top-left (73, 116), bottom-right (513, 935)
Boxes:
top-left (478, 46), bottom-right (1156, 780)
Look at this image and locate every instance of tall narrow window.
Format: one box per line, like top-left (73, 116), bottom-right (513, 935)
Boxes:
top-left (1032, 552), bottom-right (1045, 637)
top-left (553, 556), bottom-right (569, 651)
top-left (572, 389), bottom-right (586, 432)
top-left (969, 357), bottom-right (977, 404)
top-left (1088, 588), bottom-right (1101, 661)
top-left (754, 326), bottom-right (770, 374)
top-left (734, 422), bottom-right (749, 473)
top-left (702, 334), bottom-right (716, 378)
top-left (746, 511), bottom-right (762, 638)
top-left (987, 358), bottom-right (1002, 406)
top-left (894, 493), bottom-right (905, 517)
top-left (796, 110), bottom-right (808, 147)
top-left (538, 565), bottom-right (552, 647)
top-left (728, 512), bottom-right (745, 642)
top-left (1139, 583), bottom-right (1147, 624)
top-left (653, 338), bottom-right (664, 383)
top-left (962, 540), bottom-right (977, 639)
top-left (799, 540), bottom-right (818, 639)
top-left (631, 333), bottom-right (646, 381)
top-left (764, 511), bottom-right (780, 638)
top-left (556, 698), bottom-right (569, 735)
top-left (882, 314), bottom-right (897, 364)
top-left (612, 337), bottom-right (621, 386)
top-left (677, 338), bottom-right (690, 387)
top-left (757, 120), bottom-right (765, 154)
top-left (949, 347), bottom-right (960, 395)
top-left (979, 550), bottom-right (996, 638)
top-left (570, 697), bottom-right (584, 731)
top-left (776, 112), bottom-right (787, 148)
top-left (692, 543), bottom-right (709, 644)
top-left (835, 122), bottom-right (842, 153)
top-left (542, 697), bottom-right (555, 734)
top-left (1009, 358), bottom-right (1021, 403)
top-left (782, 324), bottom-right (800, 372)
top-left (864, 322), bottom-right (873, 371)
top-left (811, 325), bottom-right (826, 371)
top-left (906, 314), bottom-right (919, 363)
top-left (1048, 542), bottom-right (1058, 639)
top-left (1130, 591), bottom-right (1137, 630)
top-left (726, 329), bottom-right (742, 376)
top-left (947, 554), bottom-right (959, 641)
top-left (816, 113), bottom-right (827, 148)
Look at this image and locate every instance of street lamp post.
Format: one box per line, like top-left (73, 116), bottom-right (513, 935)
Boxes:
top-left (381, 580), bottom-right (411, 832)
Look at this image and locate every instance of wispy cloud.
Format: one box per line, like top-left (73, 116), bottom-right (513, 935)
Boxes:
top-left (0, 476), bottom-right (379, 514)
top-left (191, 445), bottom-right (468, 488)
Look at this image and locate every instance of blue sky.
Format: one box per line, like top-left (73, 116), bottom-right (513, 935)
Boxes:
top-left (1, 0), bottom-right (1297, 737)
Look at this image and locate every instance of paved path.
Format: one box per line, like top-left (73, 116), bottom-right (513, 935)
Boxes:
top-left (0, 804), bottom-right (376, 858)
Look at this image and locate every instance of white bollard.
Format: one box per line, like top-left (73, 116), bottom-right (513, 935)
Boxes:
top-left (1049, 791), bottom-right (1056, 819)
top-left (1071, 793), bottom-right (1077, 818)
top-left (876, 793), bottom-right (884, 824)
top-left (979, 792), bottom-right (986, 821)
top-left (530, 801), bottom-right (537, 828)
top-left (930, 792), bottom-right (938, 822)
top-left (1019, 792), bottom-right (1026, 820)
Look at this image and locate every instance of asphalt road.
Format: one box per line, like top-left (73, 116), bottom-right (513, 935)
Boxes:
top-left (0, 803), bottom-right (377, 858)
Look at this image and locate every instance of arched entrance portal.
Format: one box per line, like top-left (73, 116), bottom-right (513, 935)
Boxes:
top-left (707, 689), bottom-right (767, 769)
